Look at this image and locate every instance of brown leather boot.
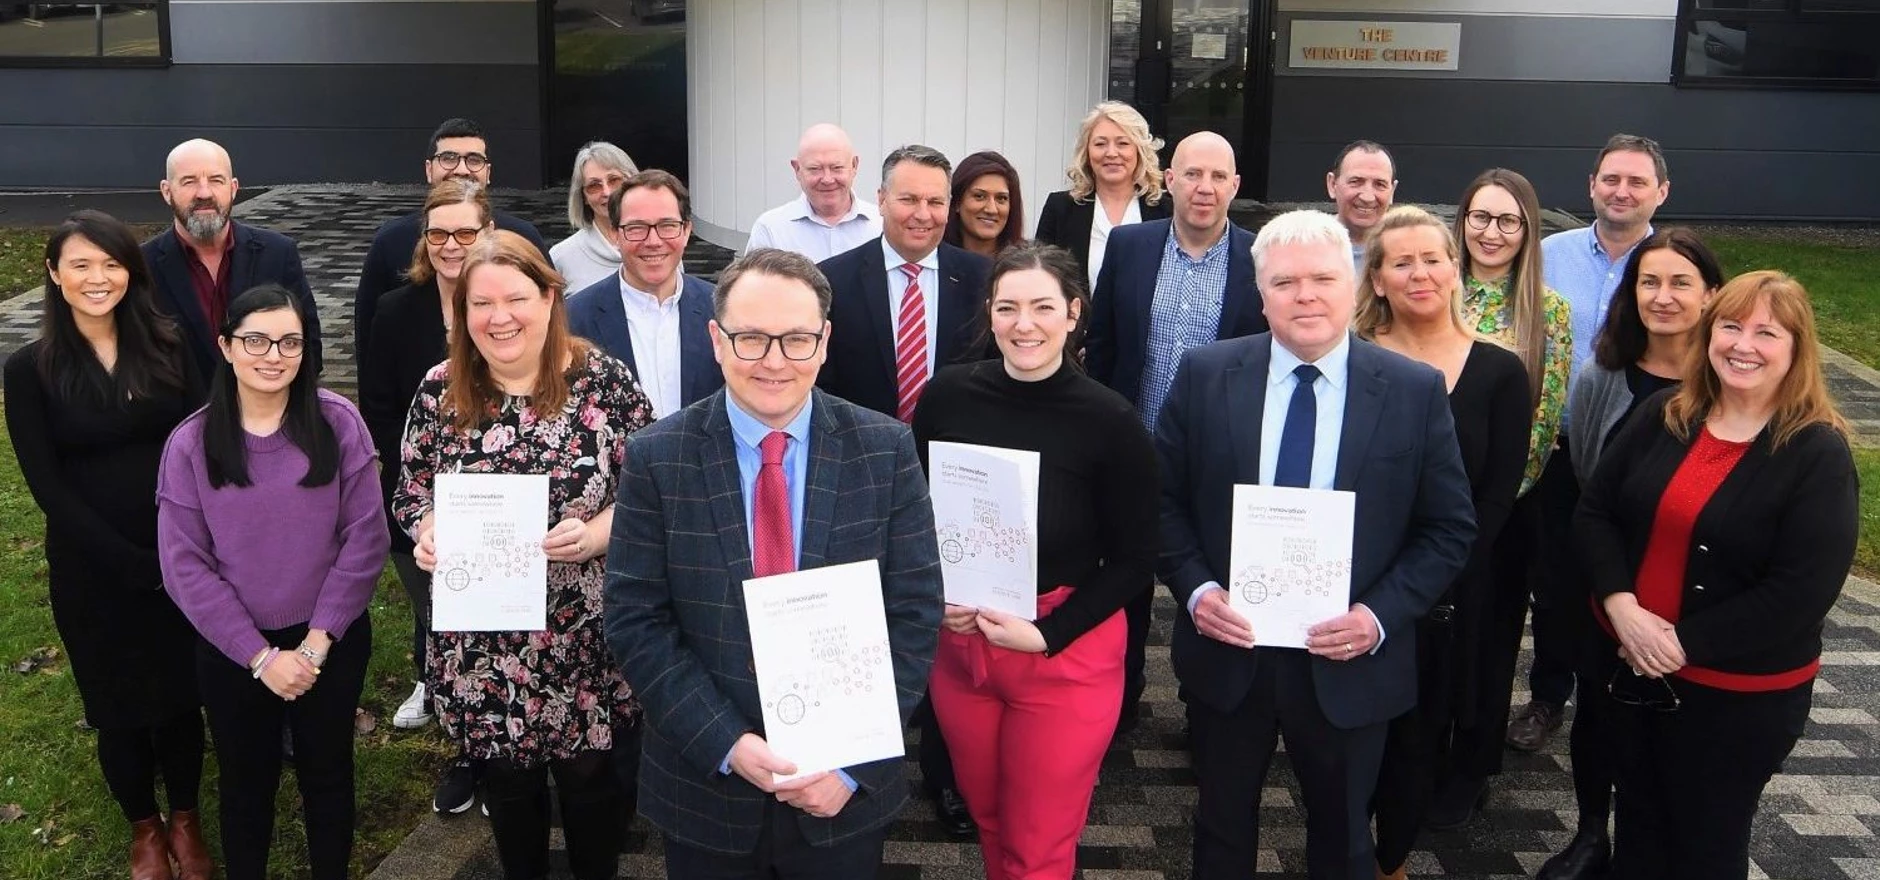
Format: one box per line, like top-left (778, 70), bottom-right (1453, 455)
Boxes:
top-left (130, 815), bottom-right (176, 880)
top-left (166, 809), bottom-right (215, 880)
top-left (1376, 863), bottom-right (1408, 880)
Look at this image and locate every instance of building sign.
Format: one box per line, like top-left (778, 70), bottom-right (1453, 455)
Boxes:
top-left (1288, 20), bottom-right (1461, 71)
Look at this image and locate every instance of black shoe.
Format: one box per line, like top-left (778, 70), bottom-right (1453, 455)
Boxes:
top-left (1505, 699), bottom-right (1566, 752)
top-left (433, 759), bottom-right (476, 815)
top-left (1537, 828), bottom-right (1610, 880)
top-left (931, 787), bottom-right (975, 840)
top-left (1425, 775), bottom-right (1488, 831)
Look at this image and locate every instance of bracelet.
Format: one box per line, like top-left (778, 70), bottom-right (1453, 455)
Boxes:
top-left (250, 647), bottom-right (280, 679)
top-left (297, 645), bottom-right (327, 667)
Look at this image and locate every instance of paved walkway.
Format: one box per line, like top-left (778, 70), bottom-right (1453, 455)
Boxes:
top-left (4, 186), bottom-right (1875, 878)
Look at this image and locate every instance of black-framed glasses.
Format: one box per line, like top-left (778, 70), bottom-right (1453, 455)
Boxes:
top-left (424, 227), bottom-right (482, 246)
top-left (1464, 210), bottom-right (1526, 234)
top-left (721, 329), bottom-right (825, 361)
top-left (1608, 667), bottom-right (1680, 713)
top-left (230, 333), bottom-right (306, 359)
top-left (430, 151), bottom-right (489, 172)
top-left (582, 174), bottom-right (628, 196)
top-left (618, 220), bottom-right (687, 243)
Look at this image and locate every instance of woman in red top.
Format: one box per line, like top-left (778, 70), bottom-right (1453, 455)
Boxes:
top-left (1575, 270), bottom-right (1857, 880)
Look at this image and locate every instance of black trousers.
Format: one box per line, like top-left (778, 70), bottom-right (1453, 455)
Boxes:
top-left (909, 695), bottom-right (957, 795)
top-left (1564, 578), bottom-right (1617, 831)
top-left (1122, 582), bottom-right (1155, 718)
top-left (198, 617), bottom-right (371, 880)
top-left (485, 748), bottom-right (623, 880)
top-left (1450, 493), bottom-right (1540, 781)
top-left (1373, 615), bottom-right (1457, 872)
top-left (390, 551), bottom-right (432, 682)
top-left (1606, 674), bottom-right (1810, 880)
top-left (95, 710), bottom-right (205, 822)
top-left (663, 801), bottom-right (889, 880)
top-left (1190, 649), bottom-right (1387, 880)
top-left (1525, 447), bottom-right (1581, 706)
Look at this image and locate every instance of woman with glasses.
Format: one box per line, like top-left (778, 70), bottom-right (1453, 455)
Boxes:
top-left (395, 231), bottom-right (653, 880)
top-left (550, 141), bottom-right (640, 291)
top-left (6, 211), bottom-right (211, 880)
top-left (1577, 271), bottom-right (1855, 880)
top-left (1034, 102), bottom-right (1171, 289)
top-left (158, 284), bottom-right (389, 880)
top-left (943, 151), bottom-right (1026, 258)
top-left (911, 243), bottom-right (1158, 880)
top-left (1430, 168), bottom-right (1573, 828)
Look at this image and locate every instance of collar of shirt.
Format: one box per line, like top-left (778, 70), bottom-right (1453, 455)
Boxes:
top-left (1588, 221), bottom-right (1656, 262)
top-left (882, 237), bottom-right (940, 274)
top-left (1161, 223), bottom-right (1232, 267)
top-left (725, 390), bottom-right (813, 455)
top-left (1261, 333), bottom-right (1353, 491)
top-left (1268, 332), bottom-right (1353, 392)
top-left (618, 269), bottom-right (685, 313)
top-left (724, 391), bottom-right (814, 564)
top-left (183, 220), bottom-right (239, 269)
top-left (790, 192), bottom-right (879, 228)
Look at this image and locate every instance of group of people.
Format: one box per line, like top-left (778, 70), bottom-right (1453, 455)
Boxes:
top-left (3, 103), bottom-right (1856, 880)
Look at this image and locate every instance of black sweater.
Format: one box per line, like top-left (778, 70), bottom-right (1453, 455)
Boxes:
top-left (911, 358), bottom-right (1159, 654)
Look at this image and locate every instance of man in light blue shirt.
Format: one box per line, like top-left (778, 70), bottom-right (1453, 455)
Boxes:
top-left (1542, 134), bottom-right (1670, 381)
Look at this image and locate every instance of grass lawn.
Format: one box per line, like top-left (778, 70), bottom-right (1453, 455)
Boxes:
top-left (0, 414), bottom-right (449, 878)
top-left (0, 224), bottom-right (171, 301)
top-left (1706, 233), bottom-right (1880, 371)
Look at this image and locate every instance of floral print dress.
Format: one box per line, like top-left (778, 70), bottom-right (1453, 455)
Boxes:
top-left (1462, 274), bottom-right (1572, 496)
top-left (394, 348), bottom-right (654, 766)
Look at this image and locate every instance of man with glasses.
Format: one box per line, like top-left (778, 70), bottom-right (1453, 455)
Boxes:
top-left (746, 124), bottom-right (881, 263)
top-left (352, 118), bottom-right (548, 369)
top-left (145, 138), bottom-right (324, 380)
top-left (568, 170), bottom-right (722, 419)
top-left (605, 247), bottom-right (940, 880)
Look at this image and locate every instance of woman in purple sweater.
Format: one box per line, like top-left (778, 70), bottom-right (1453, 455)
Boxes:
top-left (157, 284), bottom-right (390, 880)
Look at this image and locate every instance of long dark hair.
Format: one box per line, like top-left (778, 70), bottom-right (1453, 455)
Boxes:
top-left (1593, 228), bottom-right (1723, 371)
top-left (943, 151), bottom-right (1026, 253)
top-left (203, 285), bottom-right (338, 488)
top-left (37, 210), bottom-right (189, 405)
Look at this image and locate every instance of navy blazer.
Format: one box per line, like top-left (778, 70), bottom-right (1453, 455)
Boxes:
top-left (815, 238), bottom-right (992, 418)
top-left (1155, 333), bottom-right (1475, 729)
top-left (566, 273), bottom-right (723, 409)
top-left (603, 388), bottom-right (942, 855)
top-left (143, 222), bottom-right (323, 380)
top-left (352, 209), bottom-right (546, 365)
top-left (1084, 219), bottom-right (1265, 407)
top-left (1032, 189), bottom-right (1173, 273)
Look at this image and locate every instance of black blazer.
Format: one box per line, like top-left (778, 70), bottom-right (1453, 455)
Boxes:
top-left (1033, 189), bottom-right (1173, 272)
top-left (566, 273), bottom-right (724, 410)
top-left (359, 280), bottom-right (447, 554)
top-left (352, 209), bottom-right (546, 366)
top-left (143, 222), bottom-right (323, 379)
top-left (1084, 219), bottom-right (1266, 408)
top-left (1576, 391), bottom-right (1858, 677)
top-left (1156, 333), bottom-right (1476, 729)
top-left (815, 238), bottom-right (992, 417)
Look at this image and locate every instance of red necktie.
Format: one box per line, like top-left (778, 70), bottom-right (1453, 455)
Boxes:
top-left (752, 431), bottom-right (795, 577)
top-left (895, 263), bottom-right (929, 423)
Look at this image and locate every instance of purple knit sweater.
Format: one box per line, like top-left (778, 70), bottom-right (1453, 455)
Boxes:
top-left (157, 389), bottom-right (390, 666)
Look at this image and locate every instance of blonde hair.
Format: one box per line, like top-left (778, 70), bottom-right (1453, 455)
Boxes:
top-left (445, 231), bottom-right (592, 433)
top-left (1664, 270), bottom-right (1847, 449)
top-left (407, 178), bottom-right (492, 286)
top-left (1065, 102), bottom-right (1165, 205)
top-left (1353, 206), bottom-right (1472, 340)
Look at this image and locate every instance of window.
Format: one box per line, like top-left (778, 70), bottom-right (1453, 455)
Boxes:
top-left (0, 2), bottom-right (169, 66)
top-left (1675, 0), bottom-right (1880, 89)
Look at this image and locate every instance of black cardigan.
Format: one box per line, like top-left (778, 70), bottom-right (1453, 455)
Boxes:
top-left (1575, 390), bottom-right (1858, 677)
top-left (1033, 189), bottom-right (1173, 274)
top-left (360, 279), bottom-right (449, 554)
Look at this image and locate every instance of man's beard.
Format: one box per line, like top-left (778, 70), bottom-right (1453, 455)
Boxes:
top-left (177, 201), bottom-right (229, 243)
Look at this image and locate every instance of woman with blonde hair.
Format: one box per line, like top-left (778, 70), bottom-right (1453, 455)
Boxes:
top-left (1354, 206), bottom-right (1530, 879)
top-left (549, 140), bottom-right (640, 291)
top-left (1578, 271), bottom-right (1855, 880)
top-left (1034, 101), bottom-right (1172, 288)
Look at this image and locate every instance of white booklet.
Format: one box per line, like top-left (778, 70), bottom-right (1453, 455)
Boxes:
top-left (742, 560), bottom-right (905, 780)
top-left (1226, 484), bottom-right (1354, 649)
top-left (927, 441), bottom-right (1040, 620)
top-left (431, 473), bottom-right (551, 632)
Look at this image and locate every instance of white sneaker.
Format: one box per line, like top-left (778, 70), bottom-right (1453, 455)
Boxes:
top-left (393, 682), bottom-right (432, 729)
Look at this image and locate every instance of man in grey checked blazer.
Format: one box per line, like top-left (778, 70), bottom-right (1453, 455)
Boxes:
top-left (604, 247), bottom-right (942, 879)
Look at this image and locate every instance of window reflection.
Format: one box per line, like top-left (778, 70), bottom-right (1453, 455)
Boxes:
top-left (0, 3), bottom-right (162, 60)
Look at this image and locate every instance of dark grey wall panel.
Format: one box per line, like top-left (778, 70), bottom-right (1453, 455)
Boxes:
top-left (0, 64), bottom-right (543, 189)
top-left (169, 0), bottom-right (536, 65)
top-left (1276, 12), bottom-right (1675, 84)
top-left (1265, 78), bottom-right (1880, 221)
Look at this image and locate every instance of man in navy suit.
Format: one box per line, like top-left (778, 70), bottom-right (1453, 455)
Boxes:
top-left (567, 169), bottom-right (721, 418)
top-left (143, 138), bottom-right (323, 379)
top-left (1157, 210), bottom-right (1475, 880)
top-left (1082, 130), bottom-right (1269, 731)
top-left (604, 248), bottom-right (941, 880)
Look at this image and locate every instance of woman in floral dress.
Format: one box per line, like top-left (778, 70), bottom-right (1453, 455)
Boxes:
top-left (394, 230), bottom-right (653, 880)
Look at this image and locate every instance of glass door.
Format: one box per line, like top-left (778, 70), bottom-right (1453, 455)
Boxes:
top-left (543, 0), bottom-right (690, 186)
top-left (1111, 0), bottom-right (1274, 199)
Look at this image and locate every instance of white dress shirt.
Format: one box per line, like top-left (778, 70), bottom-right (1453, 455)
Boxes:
top-left (619, 271), bottom-right (686, 419)
top-left (882, 238), bottom-right (940, 376)
top-left (1087, 197), bottom-right (1142, 290)
top-left (745, 193), bottom-right (882, 263)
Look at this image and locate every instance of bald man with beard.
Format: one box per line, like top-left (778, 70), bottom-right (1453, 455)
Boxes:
top-left (745, 124), bottom-right (882, 262)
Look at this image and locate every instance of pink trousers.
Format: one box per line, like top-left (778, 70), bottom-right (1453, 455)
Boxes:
top-left (929, 586), bottom-right (1126, 880)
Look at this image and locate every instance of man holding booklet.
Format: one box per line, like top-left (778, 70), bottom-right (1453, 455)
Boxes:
top-left (1155, 210), bottom-right (1475, 880)
top-left (604, 248), bottom-right (942, 880)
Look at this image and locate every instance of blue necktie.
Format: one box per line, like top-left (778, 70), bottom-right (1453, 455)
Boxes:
top-left (1274, 364), bottom-right (1321, 488)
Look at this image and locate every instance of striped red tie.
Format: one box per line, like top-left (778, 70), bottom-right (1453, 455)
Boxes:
top-left (895, 263), bottom-right (928, 422)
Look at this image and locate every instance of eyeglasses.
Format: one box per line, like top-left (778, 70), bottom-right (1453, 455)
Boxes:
top-left (618, 220), bottom-right (687, 243)
top-left (582, 174), bottom-right (628, 196)
top-left (230, 333), bottom-right (306, 359)
top-left (430, 151), bottom-right (490, 172)
top-left (424, 227), bottom-right (482, 247)
top-left (721, 329), bottom-right (825, 361)
top-left (1607, 668), bottom-right (1680, 713)
top-left (1464, 210), bottom-right (1526, 235)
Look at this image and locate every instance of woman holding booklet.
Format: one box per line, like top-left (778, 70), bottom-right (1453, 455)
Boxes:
top-left (393, 231), bottom-right (654, 880)
top-left (910, 242), bottom-right (1158, 880)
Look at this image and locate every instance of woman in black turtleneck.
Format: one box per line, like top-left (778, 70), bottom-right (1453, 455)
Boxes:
top-left (911, 242), bottom-right (1158, 880)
